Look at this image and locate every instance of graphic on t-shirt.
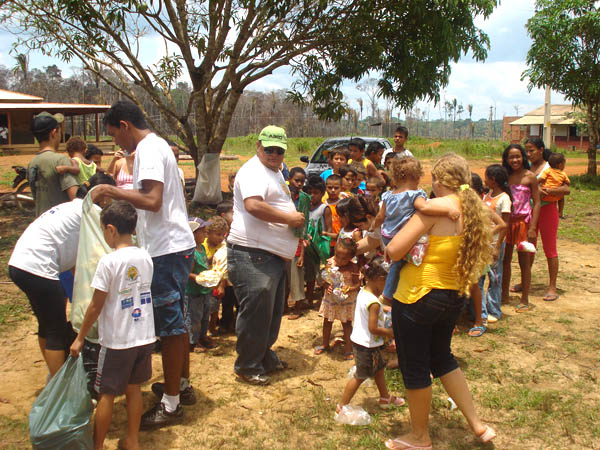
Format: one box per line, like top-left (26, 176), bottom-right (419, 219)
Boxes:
top-left (131, 308), bottom-right (142, 321)
top-left (280, 181), bottom-right (291, 197)
top-left (140, 292), bottom-right (152, 305)
top-left (121, 297), bottom-right (134, 309)
top-left (127, 265), bottom-right (139, 281)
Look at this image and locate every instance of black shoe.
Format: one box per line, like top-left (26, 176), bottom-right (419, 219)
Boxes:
top-left (235, 372), bottom-right (270, 385)
top-left (266, 360), bottom-right (289, 373)
top-left (140, 402), bottom-right (183, 430)
top-left (151, 382), bottom-right (197, 406)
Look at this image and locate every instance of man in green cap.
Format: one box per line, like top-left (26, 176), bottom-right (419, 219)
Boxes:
top-left (227, 125), bottom-right (305, 385)
top-left (28, 112), bottom-right (79, 216)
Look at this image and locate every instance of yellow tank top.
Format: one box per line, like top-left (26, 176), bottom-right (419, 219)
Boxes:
top-left (394, 235), bottom-right (462, 304)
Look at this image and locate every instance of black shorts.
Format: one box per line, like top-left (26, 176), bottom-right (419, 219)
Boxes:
top-left (8, 266), bottom-right (74, 351)
top-left (353, 343), bottom-right (386, 379)
top-left (95, 343), bottom-right (154, 396)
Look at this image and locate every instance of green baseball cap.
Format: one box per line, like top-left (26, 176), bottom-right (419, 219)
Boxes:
top-left (258, 125), bottom-right (287, 150)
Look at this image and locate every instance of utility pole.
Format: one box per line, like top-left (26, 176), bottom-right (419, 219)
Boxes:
top-left (543, 86), bottom-right (552, 148)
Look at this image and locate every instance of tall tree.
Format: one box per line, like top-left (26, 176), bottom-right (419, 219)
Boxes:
top-left (2, 0), bottom-right (496, 200)
top-left (523, 0), bottom-right (600, 175)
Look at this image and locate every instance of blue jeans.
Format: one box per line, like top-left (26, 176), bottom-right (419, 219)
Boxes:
top-left (381, 235), bottom-right (406, 299)
top-left (151, 248), bottom-right (195, 337)
top-left (227, 244), bottom-right (286, 376)
top-left (392, 289), bottom-right (464, 389)
top-left (477, 243), bottom-right (504, 320)
top-left (184, 293), bottom-right (210, 345)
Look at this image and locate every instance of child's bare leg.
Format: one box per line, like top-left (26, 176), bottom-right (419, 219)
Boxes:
top-left (558, 197), bottom-right (565, 217)
top-left (340, 377), bottom-right (364, 406)
top-left (501, 244), bottom-right (513, 303)
top-left (209, 312), bottom-right (218, 333)
top-left (341, 321), bottom-right (353, 354)
top-left (306, 279), bottom-right (316, 306)
top-left (119, 384), bottom-right (142, 450)
top-left (94, 393), bottom-right (115, 450)
top-left (517, 251), bottom-right (531, 306)
top-left (374, 369), bottom-right (390, 399)
top-left (322, 319), bottom-right (333, 348)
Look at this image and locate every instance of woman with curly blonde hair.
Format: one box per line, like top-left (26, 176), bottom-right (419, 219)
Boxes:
top-left (384, 153), bottom-right (495, 450)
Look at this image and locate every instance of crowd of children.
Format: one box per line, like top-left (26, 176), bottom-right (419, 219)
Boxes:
top-left (18, 123), bottom-right (573, 448)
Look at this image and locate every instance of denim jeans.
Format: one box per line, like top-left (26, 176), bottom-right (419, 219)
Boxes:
top-left (383, 260), bottom-right (406, 299)
top-left (392, 289), bottom-right (464, 389)
top-left (478, 243), bottom-right (504, 320)
top-left (184, 293), bottom-right (210, 345)
top-left (227, 244), bottom-right (286, 376)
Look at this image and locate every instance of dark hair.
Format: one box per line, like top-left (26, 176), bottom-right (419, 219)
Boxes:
top-left (361, 256), bottom-right (388, 280)
top-left (484, 164), bottom-right (513, 203)
top-left (337, 195), bottom-right (378, 227)
top-left (366, 176), bottom-right (384, 188)
top-left (326, 174), bottom-right (342, 185)
top-left (384, 152), bottom-right (398, 164)
top-left (548, 152), bottom-right (566, 169)
top-left (327, 146), bottom-right (349, 161)
top-left (365, 141), bottom-right (385, 156)
top-left (32, 123), bottom-right (59, 143)
top-left (101, 200), bottom-right (137, 234)
top-left (303, 174), bottom-right (326, 194)
top-left (289, 167), bottom-right (306, 179)
top-left (339, 165), bottom-right (357, 178)
top-left (85, 144), bottom-right (103, 160)
top-left (526, 137), bottom-right (552, 161)
top-left (348, 137), bottom-right (365, 151)
top-left (76, 172), bottom-right (116, 198)
top-left (103, 100), bottom-right (148, 130)
top-left (335, 237), bottom-right (357, 255)
top-left (470, 173), bottom-right (485, 196)
top-left (216, 200), bottom-right (233, 215)
top-left (395, 126), bottom-right (409, 137)
top-left (502, 144), bottom-right (530, 174)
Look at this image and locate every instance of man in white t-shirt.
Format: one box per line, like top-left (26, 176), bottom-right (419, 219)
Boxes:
top-left (227, 125), bottom-right (305, 385)
top-left (93, 101), bottom-right (196, 429)
top-left (381, 125), bottom-right (414, 164)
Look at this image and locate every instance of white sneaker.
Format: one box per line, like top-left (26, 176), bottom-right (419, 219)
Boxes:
top-left (487, 314), bottom-right (498, 323)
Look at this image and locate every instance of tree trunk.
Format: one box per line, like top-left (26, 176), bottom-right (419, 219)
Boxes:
top-left (587, 105), bottom-right (598, 176)
top-left (193, 153), bottom-right (223, 205)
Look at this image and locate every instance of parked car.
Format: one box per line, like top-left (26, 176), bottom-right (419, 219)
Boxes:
top-left (299, 136), bottom-right (392, 176)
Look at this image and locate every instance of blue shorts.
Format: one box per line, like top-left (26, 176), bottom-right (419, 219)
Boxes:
top-left (151, 248), bottom-right (194, 337)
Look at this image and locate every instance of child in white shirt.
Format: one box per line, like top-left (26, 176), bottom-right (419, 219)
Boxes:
top-left (71, 201), bottom-right (155, 450)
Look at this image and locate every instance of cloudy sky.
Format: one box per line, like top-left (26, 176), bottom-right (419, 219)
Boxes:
top-left (0, 0), bottom-right (566, 120)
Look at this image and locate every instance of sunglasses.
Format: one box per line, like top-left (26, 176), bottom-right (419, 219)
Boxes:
top-left (263, 146), bottom-right (285, 155)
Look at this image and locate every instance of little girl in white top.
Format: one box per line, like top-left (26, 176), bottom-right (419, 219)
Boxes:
top-left (338, 257), bottom-right (405, 412)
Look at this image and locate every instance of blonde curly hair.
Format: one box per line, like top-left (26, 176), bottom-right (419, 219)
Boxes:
top-left (431, 153), bottom-right (492, 296)
top-left (390, 156), bottom-right (424, 185)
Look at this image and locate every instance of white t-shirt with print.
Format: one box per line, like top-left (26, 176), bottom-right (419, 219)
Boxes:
top-left (9, 198), bottom-right (83, 280)
top-left (133, 133), bottom-right (195, 257)
top-left (381, 148), bottom-right (414, 164)
top-left (91, 246), bottom-right (156, 349)
top-left (228, 155), bottom-right (298, 259)
top-left (351, 288), bottom-right (387, 348)
top-left (482, 191), bottom-right (512, 244)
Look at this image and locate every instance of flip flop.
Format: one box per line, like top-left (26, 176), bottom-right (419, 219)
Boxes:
top-left (314, 345), bottom-right (329, 355)
top-left (385, 438), bottom-right (432, 450)
top-left (476, 425), bottom-right (497, 443)
top-left (515, 304), bottom-right (530, 313)
top-left (287, 313), bottom-right (302, 320)
top-left (468, 326), bottom-right (486, 337)
top-left (510, 284), bottom-right (522, 293)
top-left (543, 293), bottom-right (559, 302)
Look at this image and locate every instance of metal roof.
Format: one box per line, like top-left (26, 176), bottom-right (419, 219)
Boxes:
top-left (0, 102), bottom-right (111, 116)
top-left (0, 89), bottom-right (43, 103)
top-left (509, 104), bottom-right (582, 126)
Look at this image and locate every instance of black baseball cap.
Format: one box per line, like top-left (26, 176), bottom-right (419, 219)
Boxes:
top-left (32, 111), bottom-right (64, 134)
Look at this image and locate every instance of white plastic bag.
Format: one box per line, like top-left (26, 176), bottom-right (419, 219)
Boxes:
top-left (70, 188), bottom-right (112, 342)
top-left (347, 365), bottom-right (373, 386)
top-left (334, 405), bottom-right (372, 426)
top-left (193, 153), bottom-right (222, 204)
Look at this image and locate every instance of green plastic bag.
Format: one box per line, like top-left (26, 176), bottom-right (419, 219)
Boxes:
top-left (292, 191), bottom-right (311, 239)
top-left (29, 356), bottom-right (93, 450)
top-left (305, 218), bottom-right (331, 265)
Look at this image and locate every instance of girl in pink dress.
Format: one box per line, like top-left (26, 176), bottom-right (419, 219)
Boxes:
top-left (315, 238), bottom-right (361, 360)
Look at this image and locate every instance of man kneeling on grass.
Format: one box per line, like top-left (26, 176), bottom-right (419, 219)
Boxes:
top-left (71, 201), bottom-right (155, 450)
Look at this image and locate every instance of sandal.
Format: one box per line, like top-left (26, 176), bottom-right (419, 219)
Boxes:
top-left (543, 293), bottom-right (559, 302)
top-left (379, 395), bottom-right (405, 409)
top-left (343, 352), bottom-right (354, 361)
top-left (468, 326), bottom-right (486, 337)
top-left (515, 304), bottom-right (530, 313)
top-left (287, 313), bottom-right (302, 320)
top-left (385, 438), bottom-right (432, 450)
top-left (510, 284), bottom-right (522, 293)
top-left (314, 345), bottom-right (329, 355)
top-left (476, 425), bottom-right (497, 443)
